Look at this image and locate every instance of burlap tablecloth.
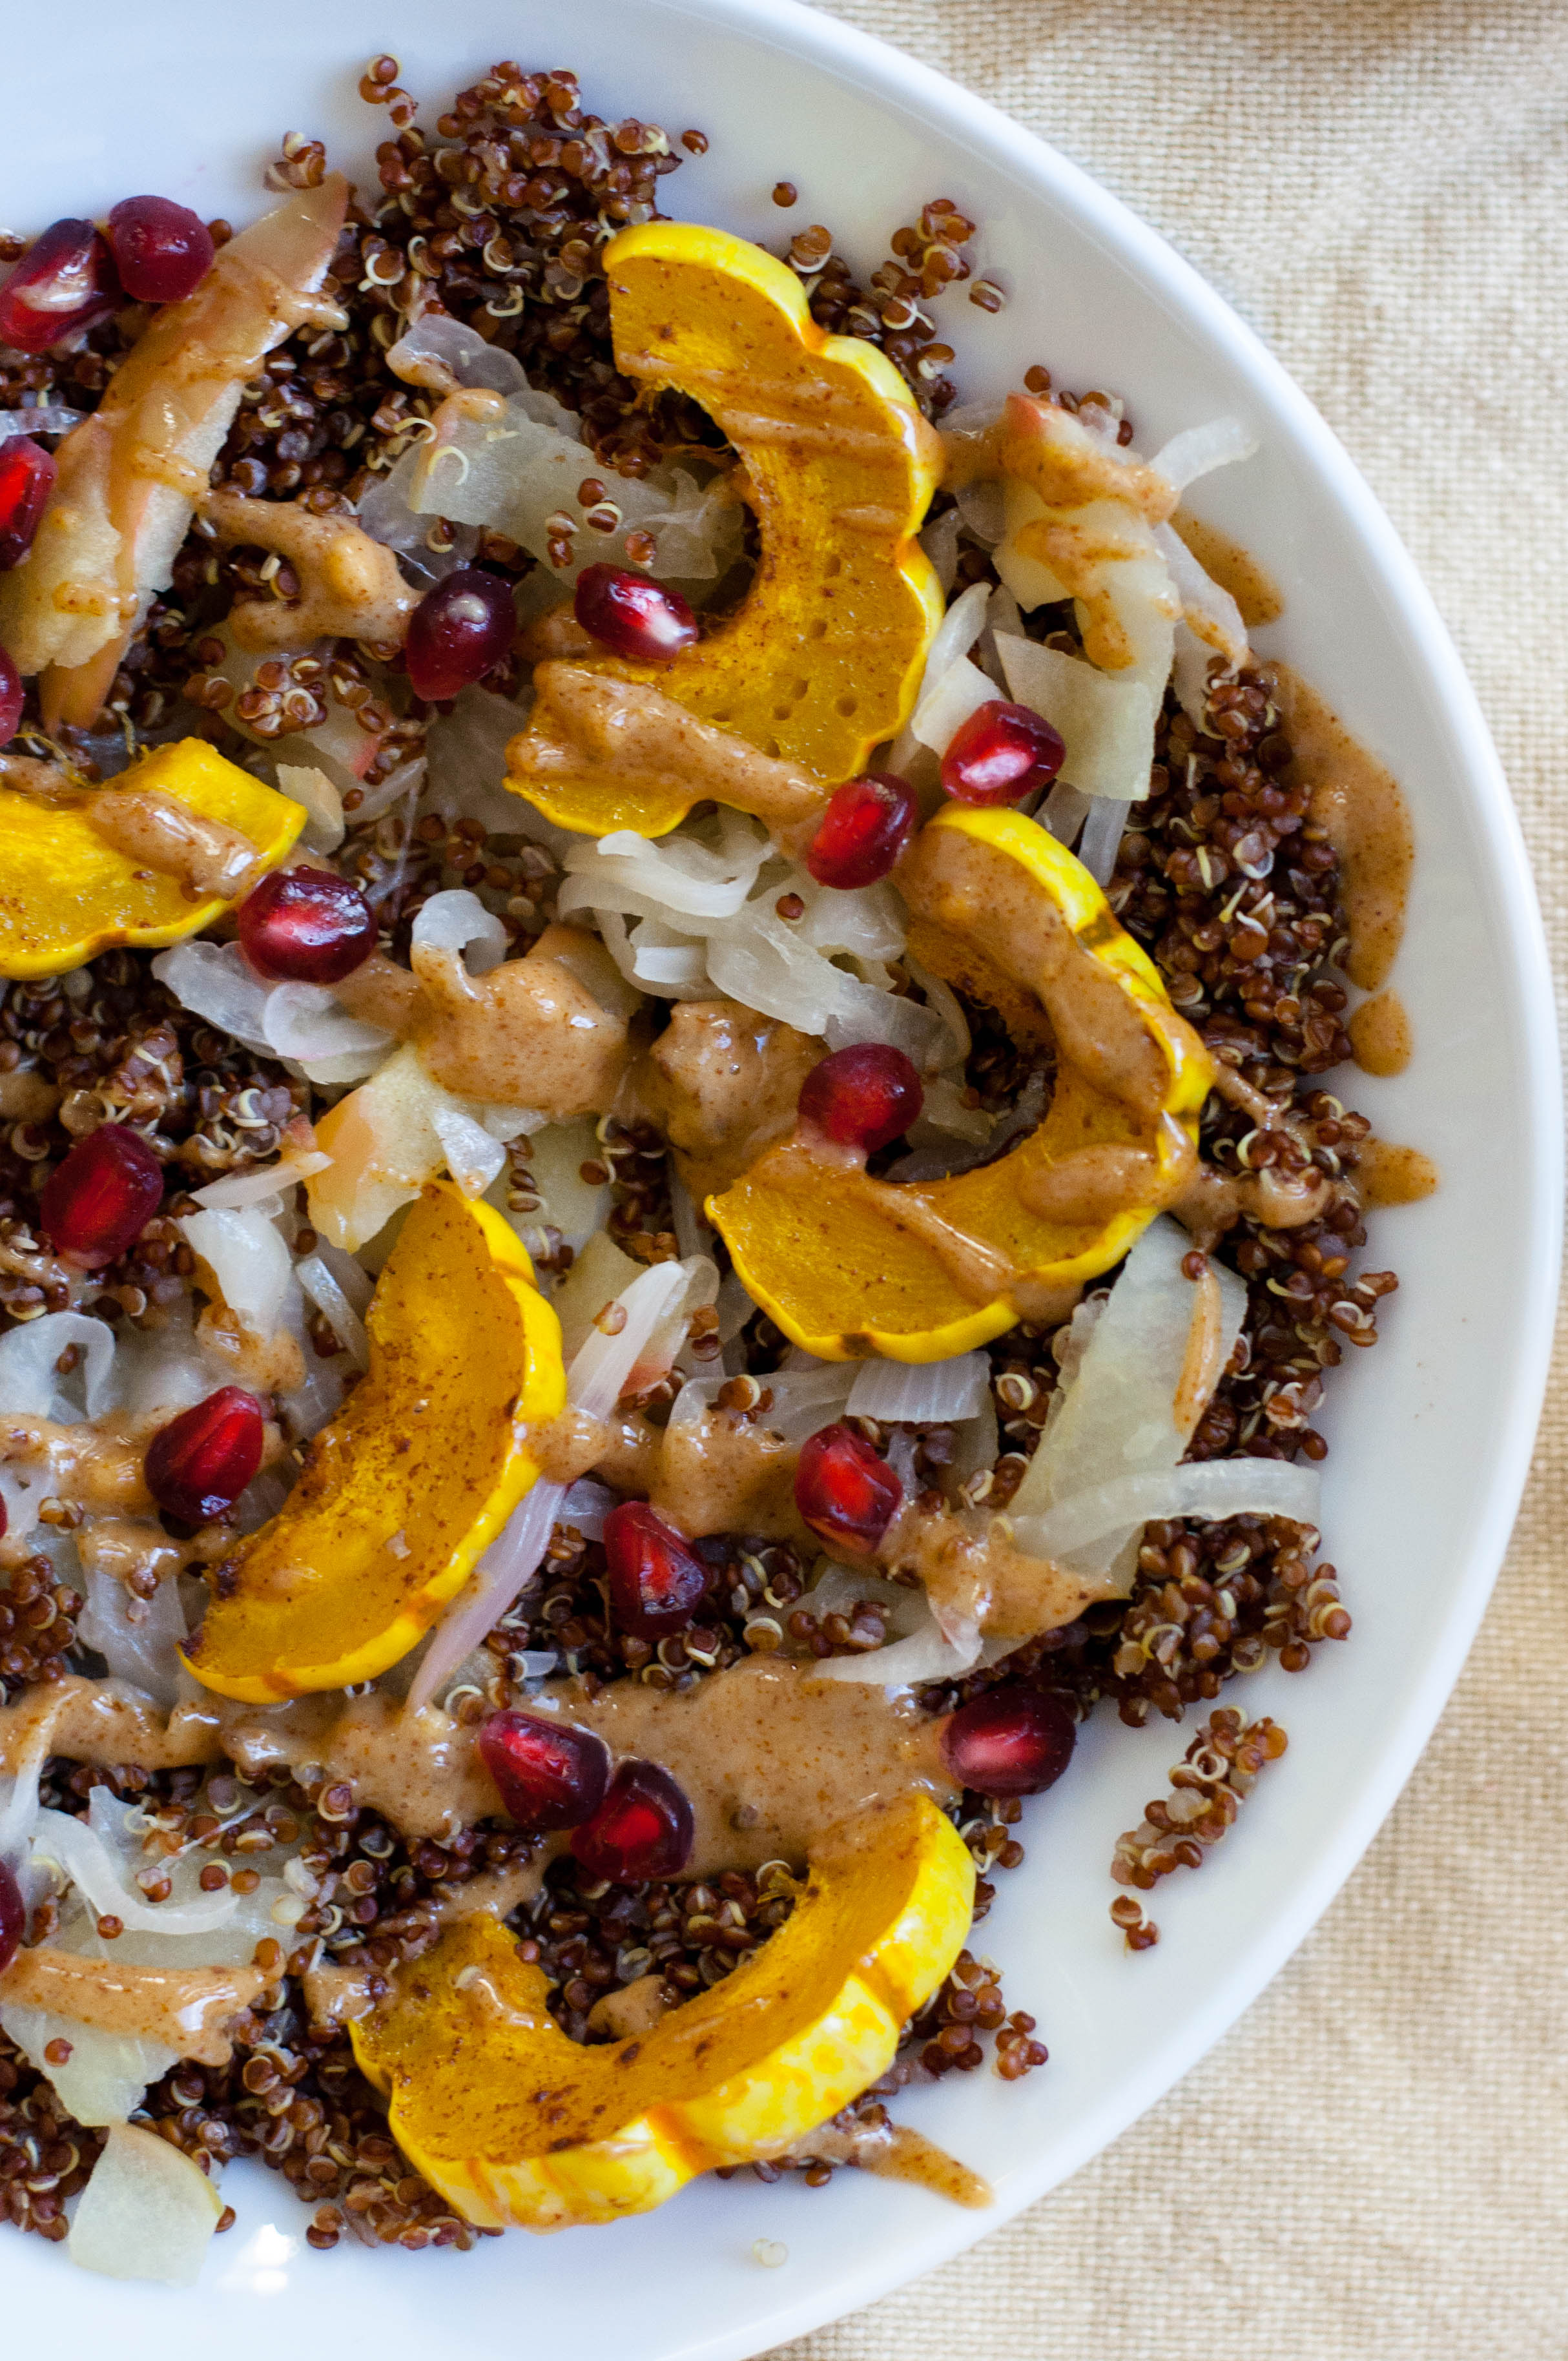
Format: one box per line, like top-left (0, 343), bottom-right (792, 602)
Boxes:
top-left (779, 5), bottom-right (1568, 2355)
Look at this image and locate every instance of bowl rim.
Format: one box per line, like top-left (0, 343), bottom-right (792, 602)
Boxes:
top-left (2, 0), bottom-right (1561, 2349)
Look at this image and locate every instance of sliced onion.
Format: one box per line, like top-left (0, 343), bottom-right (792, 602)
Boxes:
top-left (178, 1206), bottom-right (294, 1338)
top-left (411, 887), bottom-right (508, 974)
top-left (68, 2121), bottom-right (223, 2285)
top-left (810, 1610), bottom-right (982, 1687)
top-left (1012, 1457), bottom-right (1321, 1560)
top-left (0, 1310), bottom-right (115, 1420)
top-left (77, 1568), bottom-right (187, 1706)
top-left (32, 1808), bottom-right (238, 1935)
top-left (295, 1253), bottom-right (369, 1366)
top-left (954, 475), bottom-right (1006, 546)
top-left (560, 1477), bottom-right (617, 1540)
top-left (406, 1475), bottom-right (566, 1715)
top-left (274, 761), bottom-right (344, 853)
top-left (911, 650), bottom-right (996, 756)
top-left (1150, 417), bottom-right (1258, 493)
top-left (920, 506), bottom-right (961, 592)
top-left (263, 982), bottom-right (393, 1064)
top-left (562, 818), bottom-right (769, 923)
top-left (190, 1152), bottom-right (330, 1211)
top-left (996, 632), bottom-right (1159, 801)
top-left (426, 685), bottom-right (570, 847)
top-left (1, 2001), bottom-right (177, 2130)
top-left (568, 1260), bottom-right (689, 1423)
top-left (152, 940), bottom-right (271, 1053)
top-left (430, 1104), bottom-right (508, 1199)
top-left (1153, 522), bottom-right (1248, 669)
top-left (513, 1117), bottom-right (614, 1255)
top-left (0, 406), bottom-right (85, 440)
top-left (1041, 779), bottom-right (1093, 845)
top-left (846, 1351), bottom-right (989, 1425)
top-left (1076, 796), bottom-right (1131, 884)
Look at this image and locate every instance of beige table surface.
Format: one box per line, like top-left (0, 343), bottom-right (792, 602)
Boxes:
top-left (778, 4), bottom-right (1568, 2356)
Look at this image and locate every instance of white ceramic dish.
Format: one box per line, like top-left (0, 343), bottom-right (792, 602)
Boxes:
top-left (4, 2), bottom-right (1560, 2353)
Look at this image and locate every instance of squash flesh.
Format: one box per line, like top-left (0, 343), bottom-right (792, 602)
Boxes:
top-left (352, 1793), bottom-right (974, 2231)
top-left (709, 807), bottom-right (1213, 1360)
top-left (181, 1184), bottom-right (564, 1701)
top-left (506, 221), bottom-right (944, 837)
top-left (0, 739), bottom-right (303, 979)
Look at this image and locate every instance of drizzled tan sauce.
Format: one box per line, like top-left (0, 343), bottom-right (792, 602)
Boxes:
top-left (1348, 989), bottom-right (1413, 1077)
top-left (1358, 1139), bottom-right (1440, 1206)
top-left (76, 1518), bottom-right (183, 1596)
top-left (0, 1667), bottom-right (957, 1878)
top-left (531, 1658), bottom-right (957, 1874)
top-left (0, 1065), bottom-right (60, 1122)
top-left (334, 933), bottom-right (630, 1121)
top-left (510, 667), bottom-right (828, 847)
top-left (883, 1502), bottom-right (1119, 1642)
top-left (790, 2114), bottom-right (991, 2207)
top-left (1268, 661), bottom-right (1413, 991)
top-left (651, 1405), bottom-right (811, 1546)
top-left (205, 488), bottom-right (419, 651)
top-left (635, 1000), bottom-right (821, 1202)
top-left (1172, 1263), bottom-right (1226, 1432)
top-left (86, 788), bottom-right (266, 899)
top-left (0, 1412), bottom-right (160, 1567)
top-left (0, 1947), bottom-right (264, 2065)
top-left (1170, 513), bottom-right (1283, 627)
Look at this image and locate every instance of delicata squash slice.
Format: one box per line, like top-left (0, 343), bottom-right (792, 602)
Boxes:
top-left (0, 739), bottom-right (303, 980)
top-left (709, 806), bottom-right (1213, 1361)
top-left (353, 1793), bottom-right (973, 2231)
top-left (182, 1182), bottom-right (564, 1702)
top-left (506, 220), bottom-right (945, 838)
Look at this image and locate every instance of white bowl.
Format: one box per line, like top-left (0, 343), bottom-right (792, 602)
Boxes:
top-left (6, 3), bottom-right (1560, 2354)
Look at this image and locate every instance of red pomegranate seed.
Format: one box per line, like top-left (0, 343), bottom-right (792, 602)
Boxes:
top-left (604, 1501), bottom-right (708, 1638)
top-left (479, 1709), bottom-right (610, 1832)
top-left (0, 437), bottom-right (56, 571)
top-left (805, 772), bottom-right (919, 890)
top-left (0, 220), bottom-right (119, 353)
top-left (570, 1760), bottom-right (694, 1881)
top-left (38, 1123), bottom-right (163, 1263)
top-left (404, 567), bottom-right (517, 701)
top-left (794, 1423), bottom-right (902, 1556)
top-left (574, 563), bottom-right (698, 663)
top-left (145, 1387), bottom-right (265, 1525)
top-left (106, 196), bottom-right (215, 306)
top-left (238, 867), bottom-right (377, 985)
top-left (941, 699), bottom-right (1065, 806)
top-left (798, 1043), bottom-right (922, 1155)
top-left (0, 1859), bottom-right (24, 1975)
top-left (0, 644), bottom-right (21, 747)
top-left (941, 1688), bottom-right (1077, 1796)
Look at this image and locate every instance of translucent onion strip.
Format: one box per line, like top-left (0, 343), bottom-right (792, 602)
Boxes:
top-left (1010, 1457), bottom-right (1321, 1561)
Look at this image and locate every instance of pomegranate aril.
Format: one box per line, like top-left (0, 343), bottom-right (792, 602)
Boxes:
top-left (0, 644), bottom-right (21, 747)
top-left (570, 1759), bottom-right (694, 1881)
top-left (145, 1387), bottom-right (265, 1525)
top-left (0, 219), bottom-right (119, 353)
top-left (805, 772), bottom-right (918, 890)
top-left (404, 567), bottom-right (517, 701)
top-left (479, 1709), bottom-right (610, 1833)
top-left (941, 1688), bottom-right (1077, 1797)
top-left (798, 1043), bottom-right (922, 1155)
top-left (604, 1501), bottom-right (708, 1638)
top-left (941, 699), bottom-right (1065, 806)
top-left (107, 196), bottom-right (215, 306)
top-left (0, 1859), bottom-right (24, 1975)
top-left (794, 1422), bottom-right (902, 1556)
top-left (238, 867), bottom-right (377, 985)
top-left (38, 1122), bottom-right (163, 1263)
top-left (0, 437), bottom-right (56, 571)
top-left (574, 563), bottom-right (698, 663)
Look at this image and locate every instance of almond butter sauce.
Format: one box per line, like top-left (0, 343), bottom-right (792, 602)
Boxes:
top-left (333, 932), bottom-right (629, 1120)
top-left (1169, 513), bottom-right (1283, 628)
top-left (1357, 1138), bottom-right (1440, 1206)
top-left (85, 788), bottom-right (266, 900)
top-left (635, 1000), bottom-right (821, 1202)
top-left (787, 2112), bottom-right (991, 2207)
top-left (510, 666), bottom-right (829, 847)
top-left (204, 487), bottom-right (419, 652)
top-left (1348, 989), bottom-right (1413, 1077)
top-left (0, 1946), bottom-right (264, 2065)
top-left (1268, 661), bottom-right (1414, 994)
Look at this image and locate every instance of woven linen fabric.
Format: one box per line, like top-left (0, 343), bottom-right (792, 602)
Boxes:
top-left (777, 5), bottom-right (1568, 2357)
